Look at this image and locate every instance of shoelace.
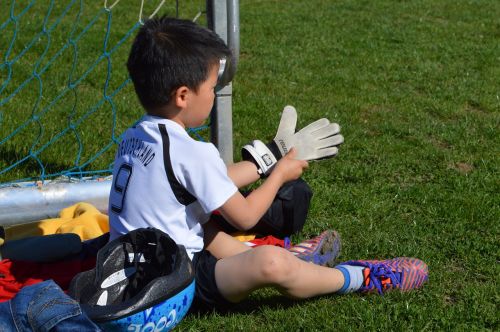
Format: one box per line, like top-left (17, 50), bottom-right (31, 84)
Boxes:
top-left (363, 261), bottom-right (402, 295)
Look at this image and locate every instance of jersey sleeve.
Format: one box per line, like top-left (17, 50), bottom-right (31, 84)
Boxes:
top-left (179, 142), bottom-right (238, 213)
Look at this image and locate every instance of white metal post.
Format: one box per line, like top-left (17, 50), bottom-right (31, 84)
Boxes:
top-left (208, 0), bottom-right (239, 164)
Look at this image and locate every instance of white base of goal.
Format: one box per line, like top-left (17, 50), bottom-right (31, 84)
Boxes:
top-left (0, 177), bottom-right (111, 226)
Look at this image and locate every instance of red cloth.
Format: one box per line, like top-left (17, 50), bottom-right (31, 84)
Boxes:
top-left (247, 235), bottom-right (290, 248)
top-left (0, 257), bottom-right (96, 302)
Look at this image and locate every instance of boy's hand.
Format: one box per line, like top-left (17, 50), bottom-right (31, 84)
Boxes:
top-left (242, 105), bottom-right (343, 177)
top-left (272, 148), bottom-right (309, 183)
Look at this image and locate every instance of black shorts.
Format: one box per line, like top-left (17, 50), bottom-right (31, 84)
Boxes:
top-left (191, 249), bottom-right (231, 309)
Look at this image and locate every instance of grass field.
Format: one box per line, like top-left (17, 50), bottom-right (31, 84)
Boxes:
top-left (1, 0), bottom-right (499, 330)
top-left (182, 1), bottom-right (499, 330)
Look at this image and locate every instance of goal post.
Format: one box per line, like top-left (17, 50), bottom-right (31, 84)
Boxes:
top-left (209, 0), bottom-right (239, 164)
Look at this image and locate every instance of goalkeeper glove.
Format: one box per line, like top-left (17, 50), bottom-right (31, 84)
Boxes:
top-left (242, 105), bottom-right (344, 176)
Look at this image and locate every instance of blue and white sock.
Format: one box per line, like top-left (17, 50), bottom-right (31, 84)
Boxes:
top-left (335, 265), bottom-right (365, 294)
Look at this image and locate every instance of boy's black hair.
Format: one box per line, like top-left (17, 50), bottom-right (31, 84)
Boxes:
top-left (127, 16), bottom-right (231, 112)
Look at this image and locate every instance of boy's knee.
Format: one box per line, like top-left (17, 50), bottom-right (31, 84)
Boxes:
top-left (254, 246), bottom-right (296, 283)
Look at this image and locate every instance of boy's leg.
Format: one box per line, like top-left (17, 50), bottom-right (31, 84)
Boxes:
top-left (205, 219), bottom-right (342, 267)
top-left (213, 245), bottom-right (429, 303)
top-left (214, 245), bottom-right (345, 303)
top-left (203, 222), bottom-right (428, 300)
top-left (203, 220), bottom-right (252, 259)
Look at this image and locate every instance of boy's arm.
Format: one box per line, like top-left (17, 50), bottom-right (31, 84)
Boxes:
top-left (218, 148), bottom-right (308, 230)
top-left (226, 161), bottom-right (260, 188)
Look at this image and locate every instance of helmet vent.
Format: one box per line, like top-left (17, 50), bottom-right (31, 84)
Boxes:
top-left (96, 290), bottom-right (108, 306)
top-left (101, 266), bottom-right (137, 289)
top-left (128, 252), bottom-right (145, 263)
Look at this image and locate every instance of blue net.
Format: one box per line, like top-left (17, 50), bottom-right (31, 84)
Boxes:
top-left (0, 0), bottom-right (209, 185)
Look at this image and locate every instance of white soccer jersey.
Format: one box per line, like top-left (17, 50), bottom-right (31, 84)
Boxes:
top-left (108, 115), bottom-right (238, 258)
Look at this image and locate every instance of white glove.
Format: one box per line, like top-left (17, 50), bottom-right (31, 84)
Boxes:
top-left (242, 105), bottom-right (344, 176)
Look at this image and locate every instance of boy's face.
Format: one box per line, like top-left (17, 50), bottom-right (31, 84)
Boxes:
top-left (183, 64), bottom-right (219, 128)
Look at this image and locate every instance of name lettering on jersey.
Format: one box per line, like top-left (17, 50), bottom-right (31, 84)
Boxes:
top-left (118, 138), bottom-right (156, 167)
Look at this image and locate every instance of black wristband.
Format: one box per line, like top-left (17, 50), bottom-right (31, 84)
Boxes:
top-left (266, 140), bottom-right (283, 160)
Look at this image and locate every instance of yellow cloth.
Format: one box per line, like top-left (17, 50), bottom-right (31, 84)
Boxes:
top-left (4, 202), bottom-right (109, 242)
top-left (231, 232), bottom-right (257, 242)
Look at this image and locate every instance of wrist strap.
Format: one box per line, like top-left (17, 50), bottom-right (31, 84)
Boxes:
top-left (266, 140), bottom-right (283, 160)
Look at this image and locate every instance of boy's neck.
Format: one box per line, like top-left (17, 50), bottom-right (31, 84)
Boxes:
top-left (146, 106), bottom-right (185, 129)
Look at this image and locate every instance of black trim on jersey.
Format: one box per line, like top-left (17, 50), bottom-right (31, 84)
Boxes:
top-left (158, 123), bottom-right (197, 206)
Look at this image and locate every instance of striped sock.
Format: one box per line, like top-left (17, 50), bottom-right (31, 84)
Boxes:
top-left (335, 265), bottom-right (365, 294)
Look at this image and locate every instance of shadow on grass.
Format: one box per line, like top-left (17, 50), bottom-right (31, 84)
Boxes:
top-left (188, 294), bottom-right (305, 317)
top-left (0, 145), bottom-right (74, 182)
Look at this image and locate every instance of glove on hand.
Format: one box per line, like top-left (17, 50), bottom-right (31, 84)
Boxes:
top-left (242, 105), bottom-right (344, 176)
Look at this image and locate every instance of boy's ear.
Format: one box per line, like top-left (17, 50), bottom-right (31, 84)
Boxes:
top-left (173, 86), bottom-right (189, 109)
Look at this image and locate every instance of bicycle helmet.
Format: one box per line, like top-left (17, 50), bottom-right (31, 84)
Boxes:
top-left (68, 228), bottom-right (195, 331)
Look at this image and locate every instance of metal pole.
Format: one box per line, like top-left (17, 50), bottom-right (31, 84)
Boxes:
top-left (208, 0), bottom-right (239, 164)
top-left (0, 180), bottom-right (111, 226)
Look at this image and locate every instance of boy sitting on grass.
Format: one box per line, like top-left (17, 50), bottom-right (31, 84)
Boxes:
top-left (109, 16), bottom-right (428, 309)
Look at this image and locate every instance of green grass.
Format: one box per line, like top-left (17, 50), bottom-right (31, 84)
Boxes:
top-left (188, 1), bottom-right (499, 330)
top-left (1, 0), bottom-right (499, 330)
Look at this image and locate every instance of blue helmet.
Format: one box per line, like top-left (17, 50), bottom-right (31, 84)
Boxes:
top-left (69, 228), bottom-right (195, 332)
